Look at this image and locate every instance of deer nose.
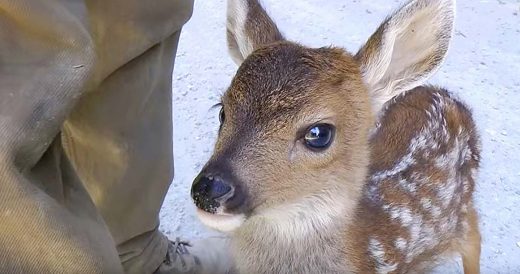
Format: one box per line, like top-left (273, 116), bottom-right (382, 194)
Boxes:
top-left (191, 175), bottom-right (233, 212)
top-left (194, 175), bottom-right (232, 200)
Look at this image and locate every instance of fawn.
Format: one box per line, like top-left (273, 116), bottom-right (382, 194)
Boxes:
top-left (191, 0), bottom-right (481, 273)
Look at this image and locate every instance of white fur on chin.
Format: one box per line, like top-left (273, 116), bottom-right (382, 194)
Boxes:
top-left (196, 209), bottom-right (246, 233)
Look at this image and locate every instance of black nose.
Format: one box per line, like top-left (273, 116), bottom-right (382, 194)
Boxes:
top-left (191, 175), bottom-right (233, 212)
top-left (193, 175), bottom-right (232, 200)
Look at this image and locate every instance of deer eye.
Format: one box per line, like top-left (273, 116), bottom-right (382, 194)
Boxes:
top-left (219, 107), bottom-right (225, 124)
top-left (304, 124), bottom-right (335, 150)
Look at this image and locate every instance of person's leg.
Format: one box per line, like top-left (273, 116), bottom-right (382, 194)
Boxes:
top-left (62, 1), bottom-right (233, 273)
top-left (1, 0), bottom-right (231, 272)
top-left (62, 29), bottom-right (183, 273)
top-left (0, 0), bottom-right (123, 272)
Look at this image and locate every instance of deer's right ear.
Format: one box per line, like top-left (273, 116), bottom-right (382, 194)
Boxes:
top-left (355, 0), bottom-right (456, 114)
top-left (227, 0), bottom-right (284, 65)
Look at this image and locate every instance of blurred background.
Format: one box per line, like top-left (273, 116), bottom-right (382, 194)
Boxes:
top-left (159, 0), bottom-right (520, 273)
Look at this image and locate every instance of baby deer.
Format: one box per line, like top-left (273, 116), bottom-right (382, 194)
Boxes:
top-left (191, 0), bottom-right (481, 273)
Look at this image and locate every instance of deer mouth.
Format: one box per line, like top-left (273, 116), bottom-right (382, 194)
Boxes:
top-left (191, 168), bottom-right (251, 232)
top-left (196, 208), bottom-right (246, 232)
top-left (193, 185), bottom-right (251, 232)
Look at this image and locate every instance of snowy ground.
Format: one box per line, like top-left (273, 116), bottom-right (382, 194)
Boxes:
top-left (160, 0), bottom-right (520, 273)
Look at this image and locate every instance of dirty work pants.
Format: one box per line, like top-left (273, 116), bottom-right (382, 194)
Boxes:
top-left (0, 0), bottom-right (193, 273)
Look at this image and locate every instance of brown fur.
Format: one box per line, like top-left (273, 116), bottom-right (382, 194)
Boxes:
top-left (346, 87), bottom-right (481, 273)
top-left (192, 0), bottom-right (481, 273)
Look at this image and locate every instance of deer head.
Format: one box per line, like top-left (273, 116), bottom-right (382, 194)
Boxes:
top-left (191, 0), bottom-right (455, 233)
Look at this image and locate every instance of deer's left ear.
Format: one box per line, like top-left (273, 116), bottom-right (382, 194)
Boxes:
top-left (355, 0), bottom-right (456, 114)
top-left (227, 0), bottom-right (285, 65)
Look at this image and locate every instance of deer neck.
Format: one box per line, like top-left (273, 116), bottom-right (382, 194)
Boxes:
top-left (231, 187), bottom-right (362, 273)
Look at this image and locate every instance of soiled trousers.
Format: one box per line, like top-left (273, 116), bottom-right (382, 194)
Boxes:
top-left (0, 0), bottom-right (194, 273)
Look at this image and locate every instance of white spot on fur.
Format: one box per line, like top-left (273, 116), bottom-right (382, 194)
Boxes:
top-left (470, 167), bottom-right (478, 181)
top-left (406, 219), bottom-right (438, 263)
top-left (462, 178), bottom-right (470, 193)
top-left (471, 149), bottom-right (480, 162)
top-left (370, 101), bottom-right (460, 205)
top-left (434, 137), bottom-right (462, 170)
top-left (370, 126), bottom-right (435, 185)
top-left (385, 204), bottom-right (441, 264)
top-left (433, 133), bottom-right (472, 208)
top-left (369, 238), bottom-right (398, 274)
top-left (431, 205), bottom-right (442, 218)
top-left (390, 206), bottom-right (414, 226)
top-left (419, 197), bottom-right (441, 218)
top-left (425, 94), bottom-right (453, 147)
top-left (395, 237), bottom-right (408, 251)
top-left (371, 153), bottom-right (415, 183)
top-left (437, 178), bottom-right (457, 208)
top-left (461, 204), bottom-right (468, 213)
top-left (420, 198), bottom-right (432, 209)
top-left (398, 178), bottom-right (417, 194)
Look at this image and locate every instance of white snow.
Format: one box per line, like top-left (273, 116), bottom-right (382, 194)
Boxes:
top-left (160, 0), bottom-right (520, 273)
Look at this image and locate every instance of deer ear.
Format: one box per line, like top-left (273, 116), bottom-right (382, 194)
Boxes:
top-left (355, 0), bottom-right (456, 114)
top-left (227, 0), bottom-right (285, 65)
